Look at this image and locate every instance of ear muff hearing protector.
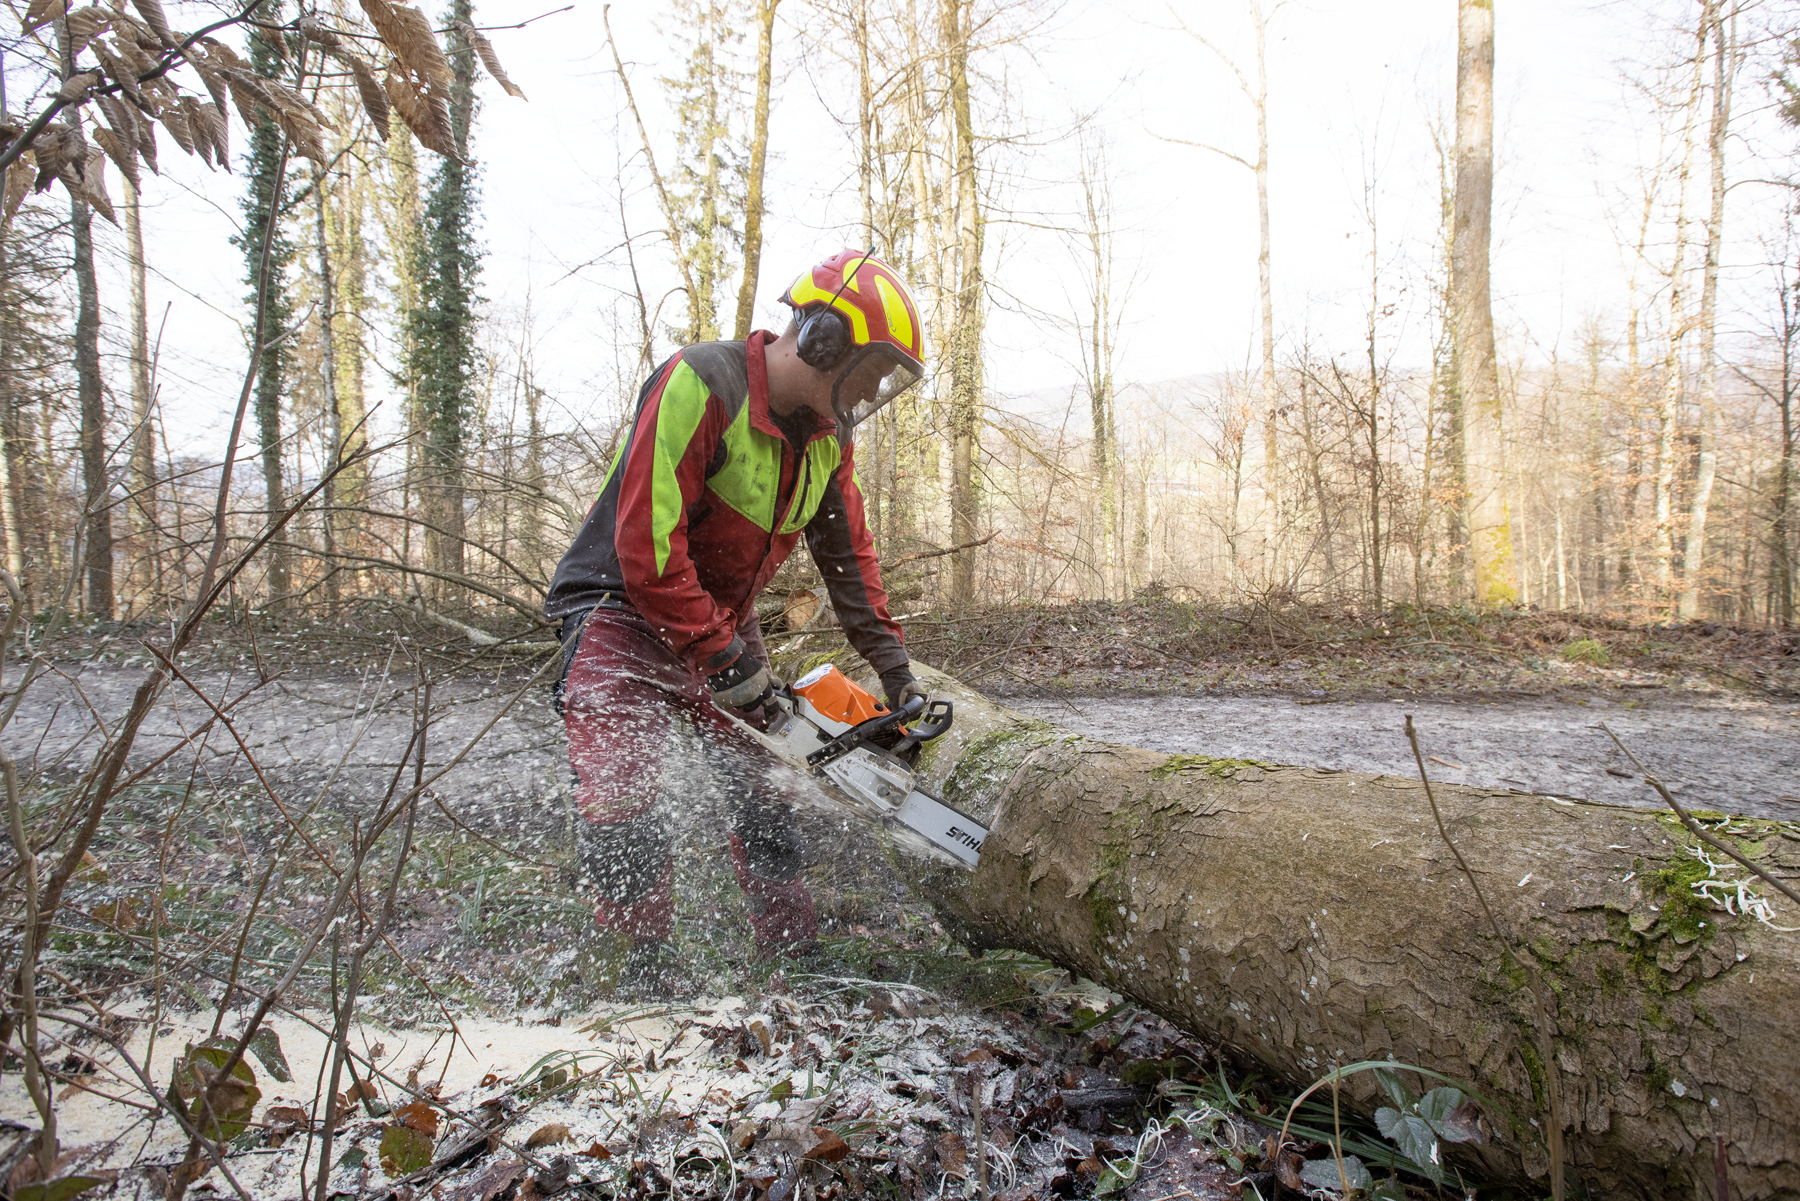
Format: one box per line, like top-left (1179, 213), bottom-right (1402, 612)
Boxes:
top-left (795, 305), bottom-right (851, 370)
top-left (793, 247), bottom-right (874, 371)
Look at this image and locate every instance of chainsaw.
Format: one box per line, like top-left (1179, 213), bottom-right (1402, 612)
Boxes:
top-left (732, 663), bottom-right (988, 869)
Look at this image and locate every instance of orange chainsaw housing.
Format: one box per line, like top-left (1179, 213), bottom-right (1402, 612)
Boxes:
top-left (791, 664), bottom-right (888, 727)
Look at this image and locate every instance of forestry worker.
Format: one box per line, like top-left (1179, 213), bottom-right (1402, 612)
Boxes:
top-left (544, 248), bottom-right (929, 995)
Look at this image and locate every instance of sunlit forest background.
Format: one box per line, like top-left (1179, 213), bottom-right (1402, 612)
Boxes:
top-left (2, 0), bottom-right (1798, 631)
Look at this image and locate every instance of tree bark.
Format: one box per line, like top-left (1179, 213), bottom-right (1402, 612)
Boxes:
top-left (1656, 7), bottom-right (1710, 616)
top-left (313, 166), bottom-right (342, 604)
top-left (1451, 0), bottom-right (1516, 607)
top-left (72, 170), bottom-right (112, 623)
top-left (733, 0), bottom-right (780, 341)
top-left (1251, 0), bottom-right (1277, 555)
top-left (1679, 7), bottom-right (1733, 621)
top-left (887, 665), bottom-right (1800, 1199)
top-left (0, 175), bottom-right (24, 594)
top-left (943, 0), bottom-right (983, 604)
top-left (124, 174), bottom-right (157, 609)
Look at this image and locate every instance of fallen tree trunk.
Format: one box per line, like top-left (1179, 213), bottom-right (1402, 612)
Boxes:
top-left (888, 665), bottom-right (1800, 1199)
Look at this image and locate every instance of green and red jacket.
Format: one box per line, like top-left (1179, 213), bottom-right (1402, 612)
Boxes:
top-left (546, 333), bottom-right (910, 686)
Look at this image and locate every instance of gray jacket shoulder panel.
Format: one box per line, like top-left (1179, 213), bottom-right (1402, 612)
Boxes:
top-left (680, 341), bottom-right (751, 419)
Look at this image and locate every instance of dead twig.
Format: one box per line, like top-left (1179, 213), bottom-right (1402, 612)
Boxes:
top-left (1599, 723), bottom-right (1800, 910)
top-left (1405, 715), bottom-right (1565, 1201)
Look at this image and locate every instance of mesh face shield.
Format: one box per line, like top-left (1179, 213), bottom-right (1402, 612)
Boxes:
top-left (831, 343), bottom-right (924, 428)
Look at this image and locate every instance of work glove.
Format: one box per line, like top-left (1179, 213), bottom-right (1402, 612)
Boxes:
top-left (706, 638), bottom-right (776, 712)
top-left (885, 676), bottom-right (928, 713)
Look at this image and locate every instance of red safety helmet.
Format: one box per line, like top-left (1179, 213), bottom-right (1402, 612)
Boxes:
top-left (780, 249), bottom-right (926, 426)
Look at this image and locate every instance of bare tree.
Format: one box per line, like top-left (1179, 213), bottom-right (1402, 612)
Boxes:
top-left (1654, 3), bottom-right (1712, 611)
top-left (60, 16), bottom-right (114, 620)
top-left (1679, 3), bottom-right (1737, 619)
top-left (943, 0), bottom-right (984, 603)
top-left (1170, 1), bottom-right (1281, 532)
top-left (733, 0), bottom-right (781, 339)
top-left (124, 172), bottom-right (157, 608)
top-left (1074, 137), bottom-right (1124, 599)
top-left (1451, 0), bottom-right (1517, 606)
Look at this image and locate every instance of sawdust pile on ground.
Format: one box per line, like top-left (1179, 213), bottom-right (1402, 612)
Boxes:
top-left (1, 967), bottom-right (1281, 1201)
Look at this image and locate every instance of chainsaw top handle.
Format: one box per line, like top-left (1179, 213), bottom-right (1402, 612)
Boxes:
top-left (803, 695), bottom-right (954, 768)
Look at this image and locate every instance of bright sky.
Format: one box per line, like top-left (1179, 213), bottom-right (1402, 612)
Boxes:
top-left (25, 0), bottom-right (1792, 451)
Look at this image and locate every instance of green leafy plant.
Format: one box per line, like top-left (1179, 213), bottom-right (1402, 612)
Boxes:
top-left (1370, 1067), bottom-right (1483, 1187)
top-left (1276, 1061), bottom-right (1495, 1196)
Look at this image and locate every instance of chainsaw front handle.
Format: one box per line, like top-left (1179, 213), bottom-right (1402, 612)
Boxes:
top-left (889, 699), bottom-right (953, 757)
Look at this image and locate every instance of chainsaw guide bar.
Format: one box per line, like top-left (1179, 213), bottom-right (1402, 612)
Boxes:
top-left (728, 665), bottom-right (987, 869)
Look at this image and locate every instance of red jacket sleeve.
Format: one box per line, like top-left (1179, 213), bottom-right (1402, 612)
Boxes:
top-left (612, 356), bottom-right (741, 667)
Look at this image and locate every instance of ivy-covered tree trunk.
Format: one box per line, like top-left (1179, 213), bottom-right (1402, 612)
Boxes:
top-left (240, 4), bottom-right (294, 608)
top-left (411, 0), bottom-right (481, 590)
top-left (883, 665), bottom-right (1800, 1199)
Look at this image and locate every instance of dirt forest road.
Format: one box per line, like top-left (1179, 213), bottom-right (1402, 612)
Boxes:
top-left (998, 687), bottom-right (1800, 820)
top-left (4, 657), bottom-right (572, 837)
top-left (8, 659), bottom-right (1798, 827)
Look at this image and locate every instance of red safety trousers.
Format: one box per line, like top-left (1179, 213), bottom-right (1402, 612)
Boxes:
top-left (558, 607), bottom-right (818, 957)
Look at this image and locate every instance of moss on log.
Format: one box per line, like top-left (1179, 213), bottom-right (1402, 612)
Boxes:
top-left (889, 665), bottom-right (1800, 1199)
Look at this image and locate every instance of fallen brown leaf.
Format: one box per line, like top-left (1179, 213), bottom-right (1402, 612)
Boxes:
top-left (395, 1101), bottom-right (439, 1137)
top-left (443, 1157), bottom-right (523, 1201)
top-left (935, 1131), bottom-right (967, 1176)
top-left (523, 1123), bottom-right (570, 1150)
top-left (576, 1141), bottom-right (611, 1160)
top-left (804, 1128), bottom-right (850, 1163)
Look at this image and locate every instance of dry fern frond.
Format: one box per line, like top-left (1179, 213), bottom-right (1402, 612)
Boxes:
top-left (259, 24), bottom-right (290, 61)
top-left (56, 69), bottom-right (103, 102)
top-left (357, 0), bottom-right (408, 61)
top-left (153, 95), bottom-right (195, 154)
top-left (179, 94), bottom-right (221, 167)
top-left (202, 99), bottom-right (228, 167)
top-left (92, 124), bottom-right (138, 188)
top-left (295, 13), bottom-right (342, 48)
top-left (363, 0), bottom-right (452, 88)
top-left (383, 60), bottom-right (453, 157)
top-left (219, 68), bottom-right (274, 129)
top-left (176, 45), bottom-right (228, 116)
top-left (30, 123), bottom-right (80, 191)
top-left (198, 36), bottom-right (247, 70)
top-left (91, 38), bottom-right (142, 102)
top-left (65, 6), bottom-right (110, 55)
top-left (22, 0), bottom-right (69, 35)
top-left (77, 150), bottom-right (115, 223)
top-left (259, 74), bottom-right (335, 132)
top-left (455, 20), bottom-right (524, 100)
top-left (129, 0), bottom-right (175, 47)
top-left (130, 105), bottom-right (157, 174)
top-left (95, 91), bottom-right (134, 144)
top-left (344, 54), bottom-right (390, 141)
top-left (3, 158), bottom-right (33, 222)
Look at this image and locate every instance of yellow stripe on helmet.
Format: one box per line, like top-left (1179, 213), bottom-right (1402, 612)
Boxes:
top-left (873, 275), bottom-right (917, 356)
top-left (786, 272), bottom-right (872, 344)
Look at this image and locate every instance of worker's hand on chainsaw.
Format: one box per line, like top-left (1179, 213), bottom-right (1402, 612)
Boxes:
top-left (887, 678), bottom-right (928, 713)
top-left (707, 638), bottom-right (776, 712)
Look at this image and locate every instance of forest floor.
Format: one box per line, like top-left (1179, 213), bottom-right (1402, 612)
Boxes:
top-left (5, 600), bottom-right (1795, 1200)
